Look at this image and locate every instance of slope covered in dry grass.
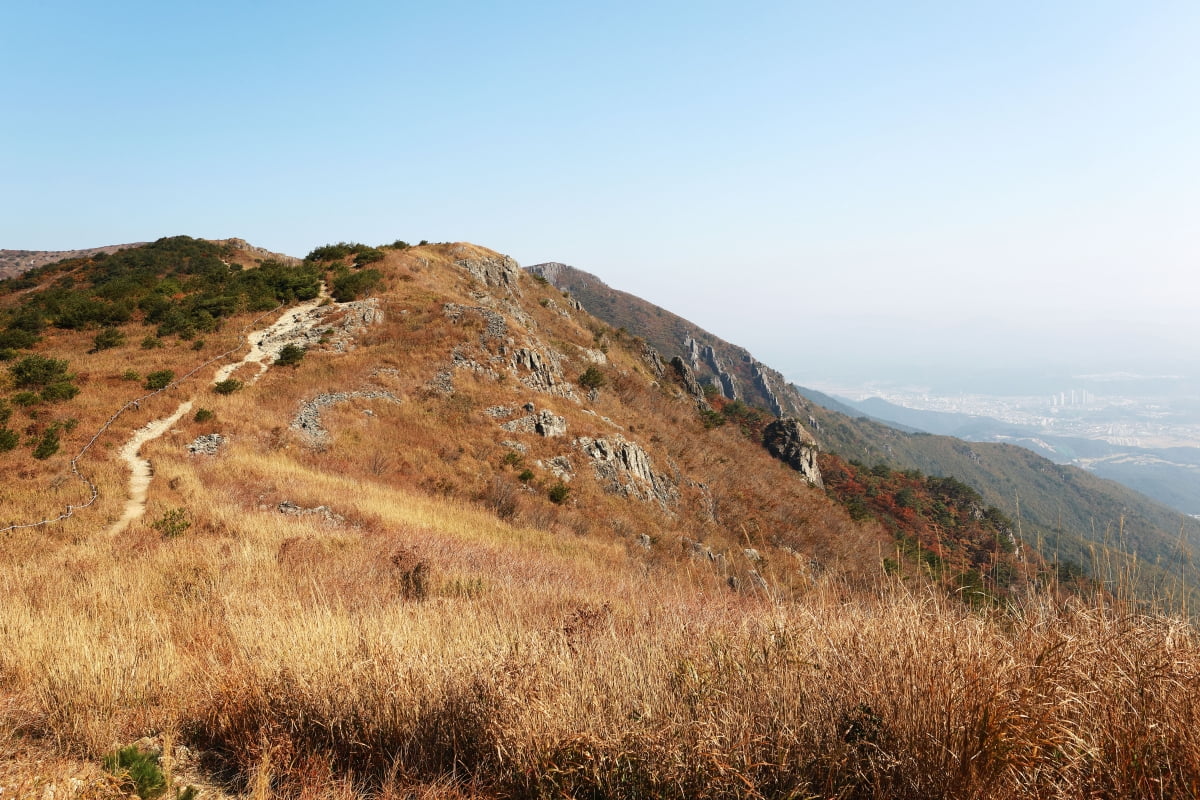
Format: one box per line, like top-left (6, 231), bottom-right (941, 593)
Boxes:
top-left (1, 241), bottom-right (1198, 798)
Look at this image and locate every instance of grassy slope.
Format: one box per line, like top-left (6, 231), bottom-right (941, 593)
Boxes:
top-left (1, 242), bottom-right (1199, 798)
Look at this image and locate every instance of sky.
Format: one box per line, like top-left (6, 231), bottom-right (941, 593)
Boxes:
top-left (3, 1), bottom-right (1198, 390)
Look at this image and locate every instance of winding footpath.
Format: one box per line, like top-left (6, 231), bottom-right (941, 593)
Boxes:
top-left (1, 292), bottom-right (330, 536)
top-left (107, 294), bottom-right (329, 534)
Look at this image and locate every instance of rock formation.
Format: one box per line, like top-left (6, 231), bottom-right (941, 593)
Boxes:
top-left (576, 436), bottom-right (678, 509)
top-left (762, 418), bottom-right (823, 488)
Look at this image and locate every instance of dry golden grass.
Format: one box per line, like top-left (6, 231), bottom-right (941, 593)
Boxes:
top-left (4, 243), bottom-right (1200, 797)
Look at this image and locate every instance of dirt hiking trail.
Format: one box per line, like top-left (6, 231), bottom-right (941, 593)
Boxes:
top-left (109, 296), bottom-right (328, 535)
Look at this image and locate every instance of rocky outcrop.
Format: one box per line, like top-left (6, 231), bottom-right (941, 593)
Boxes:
top-left (684, 335), bottom-right (740, 401)
top-left (291, 390), bottom-right (401, 444)
top-left (763, 418), bottom-right (823, 488)
top-left (501, 409), bottom-right (568, 437)
top-left (641, 343), bottom-right (666, 379)
top-left (456, 254), bottom-right (523, 296)
top-left (576, 436), bottom-right (678, 509)
top-left (669, 357), bottom-right (708, 406)
top-left (510, 347), bottom-right (574, 397)
top-left (526, 262), bottom-right (568, 284)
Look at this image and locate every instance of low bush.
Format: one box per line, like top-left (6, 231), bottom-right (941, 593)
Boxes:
top-left (144, 370), bottom-right (174, 390)
top-left (213, 378), bottom-right (243, 395)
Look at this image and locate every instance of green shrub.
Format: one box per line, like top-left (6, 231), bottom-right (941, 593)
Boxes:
top-left (153, 507), bottom-right (191, 539)
top-left (144, 370), bottom-right (174, 390)
top-left (193, 408), bottom-right (214, 423)
top-left (579, 365), bottom-right (607, 390)
top-left (354, 247), bottom-right (385, 266)
top-left (91, 327), bottom-right (125, 352)
top-left (12, 391), bottom-right (39, 407)
top-left (9, 354), bottom-right (71, 388)
top-left (331, 268), bottom-right (382, 302)
top-left (0, 428), bottom-right (17, 452)
top-left (191, 339), bottom-right (205, 351)
top-left (518, 469), bottom-right (535, 483)
top-left (0, 399), bottom-right (10, 426)
top-left (213, 378), bottom-right (243, 395)
top-left (275, 343), bottom-right (306, 367)
top-left (141, 336), bottom-right (163, 350)
top-left (503, 451), bottom-right (524, 467)
top-left (32, 426), bottom-right (59, 460)
top-left (40, 381), bottom-right (80, 403)
top-left (548, 482), bottom-right (571, 504)
top-left (102, 743), bottom-right (167, 799)
top-left (122, 369), bottom-right (141, 381)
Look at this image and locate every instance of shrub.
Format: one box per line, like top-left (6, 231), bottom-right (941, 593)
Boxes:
top-left (40, 381), bottom-right (80, 403)
top-left (331, 268), bottom-right (382, 302)
top-left (9, 354), bottom-right (71, 388)
top-left (354, 247), bottom-right (385, 266)
top-left (141, 336), bottom-right (163, 349)
top-left (144, 370), bottom-right (174, 390)
top-left (33, 426), bottom-right (59, 460)
top-left (275, 344), bottom-right (306, 367)
top-left (122, 369), bottom-right (141, 381)
top-left (579, 365), bottom-right (607, 390)
top-left (153, 507), bottom-right (191, 539)
top-left (518, 469), bottom-right (535, 483)
top-left (191, 339), bottom-right (205, 351)
top-left (548, 482), bottom-right (571, 504)
top-left (213, 378), bottom-right (243, 395)
top-left (12, 391), bottom-right (39, 407)
top-left (0, 427), bottom-right (17, 452)
top-left (91, 327), bottom-right (125, 352)
top-left (0, 399), bottom-right (9, 426)
top-left (193, 408), bottom-right (214, 423)
top-left (102, 743), bottom-right (167, 798)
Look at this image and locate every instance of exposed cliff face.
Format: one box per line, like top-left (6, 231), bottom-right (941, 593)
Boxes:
top-left (524, 262), bottom-right (812, 421)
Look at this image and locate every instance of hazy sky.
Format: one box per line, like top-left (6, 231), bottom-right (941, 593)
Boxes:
top-left (4, 1), bottom-right (1198, 387)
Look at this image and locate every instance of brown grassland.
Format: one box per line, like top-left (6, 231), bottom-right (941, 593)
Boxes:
top-left (2, 243), bottom-right (1200, 798)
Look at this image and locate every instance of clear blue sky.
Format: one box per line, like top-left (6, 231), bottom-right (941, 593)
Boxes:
top-left (4, 1), bottom-right (1198, 386)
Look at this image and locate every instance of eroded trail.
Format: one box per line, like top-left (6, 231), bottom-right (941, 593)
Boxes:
top-left (108, 401), bottom-right (194, 535)
top-left (109, 295), bottom-right (329, 534)
top-left (213, 295), bottom-right (328, 385)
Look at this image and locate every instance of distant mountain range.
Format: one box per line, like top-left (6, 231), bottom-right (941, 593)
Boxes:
top-left (837, 394), bottom-right (1200, 517)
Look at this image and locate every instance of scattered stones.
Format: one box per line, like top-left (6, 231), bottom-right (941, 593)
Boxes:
top-left (187, 433), bottom-right (226, 456)
top-left (538, 455), bottom-right (574, 481)
top-left (637, 533), bottom-right (652, 549)
top-left (762, 418), bottom-right (824, 488)
top-left (744, 548), bottom-right (762, 562)
top-left (278, 500), bottom-right (345, 526)
top-left (443, 303), bottom-right (508, 341)
top-left (500, 439), bottom-right (527, 453)
top-left (291, 390), bottom-right (401, 444)
top-left (485, 405), bottom-right (516, 418)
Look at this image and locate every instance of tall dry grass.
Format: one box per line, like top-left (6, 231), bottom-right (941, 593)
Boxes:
top-left (4, 479), bottom-right (1200, 798)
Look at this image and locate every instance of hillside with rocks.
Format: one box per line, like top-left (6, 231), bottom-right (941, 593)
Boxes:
top-left (527, 261), bottom-right (1200, 602)
top-left (1, 239), bottom-right (1198, 798)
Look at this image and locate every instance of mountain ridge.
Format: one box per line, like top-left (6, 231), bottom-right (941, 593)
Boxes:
top-left (527, 260), bottom-right (1200, 593)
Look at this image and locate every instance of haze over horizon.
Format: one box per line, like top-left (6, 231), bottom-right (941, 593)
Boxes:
top-left (4, 1), bottom-right (1197, 388)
